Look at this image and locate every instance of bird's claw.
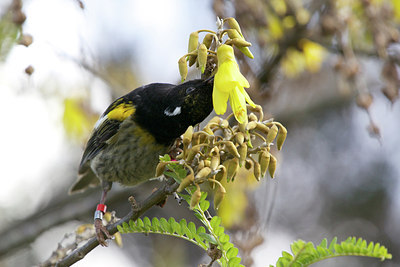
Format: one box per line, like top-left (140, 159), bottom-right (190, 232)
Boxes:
top-left (94, 218), bottom-right (113, 246)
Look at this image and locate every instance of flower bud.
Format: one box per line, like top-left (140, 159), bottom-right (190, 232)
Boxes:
top-left (249, 113), bottom-right (258, 122)
top-left (214, 184), bottom-right (226, 210)
top-left (195, 167), bottom-right (212, 179)
top-left (224, 141), bottom-right (240, 158)
top-left (253, 161), bottom-right (261, 181)
top-left (230, 37), bottom-right (252, 47)
top-left (182, 126), bottom-right (193, 148)
top-left (226, 29), bottom-right (242, 39)
top-left (238, 47), bottom-right (254, 59)
top-left (266, 124), bottom-right (279, 143)
top-left (244, 159), bottom-right (253, 170)
top-left (188, 32), bottom-right (199, 66)
top-left (235, 132), bottom-right (245, 145)
top-left (220, 119), bottom-right (229, 128)
top-left (186, 144), bottom-right (201, 163)
top-left (188, 31), bottom-right (199, 52)
top-left (198, 160), bottom-right (205, 170)
top-left (210, 148), bottom-right (220, 170)
top-left (209, 116), bottom-right (221, 125)
top-left (190, 185), bottom-right (202, 209)
top-left (226, 18), bottom-right (243, 37)
top-left (202, 33), bottom-right (214, 49)
top-left (204, 160), bottom-right (211, 167)
top-left (256, 123), bottom-right (270, 135)
top-left (268, 154), bottom-right (277, 178)
top-left (259, 151), bottom-right (270, 176)
top-left (178, 56), bottom-right (188, 82)
top-left (177, 172), bottom-right (194, 192)
top-left (155, 162), bottom-right (168, 177)
top-left (226, 158), bottom-right (239, 181)
top-left (276, 125), bottom-right (287, 150)
top-left (215, 166), bottom-right (227, 181)
top-left (238, 143), bottom-right (247, 166)
top-left (356, 93), bottom-right (373, 110)
top-left (246, 121), bottom-right (258, 130)
top-left (198, 43), bottom-right (208, 73)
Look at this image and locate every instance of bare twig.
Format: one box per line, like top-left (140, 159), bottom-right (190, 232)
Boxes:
top-left (55, 180), bottom-right (179, 267)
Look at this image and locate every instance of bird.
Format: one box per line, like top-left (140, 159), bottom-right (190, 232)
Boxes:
top-left (69, 77), bottom-right (214, 245)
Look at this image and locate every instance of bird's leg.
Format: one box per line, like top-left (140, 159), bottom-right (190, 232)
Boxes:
top-left (94, 181), bottom-right (113, 246)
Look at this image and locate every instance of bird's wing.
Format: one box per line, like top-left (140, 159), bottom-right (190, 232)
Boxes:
top-left (78, 97), bottom-right (136, 173)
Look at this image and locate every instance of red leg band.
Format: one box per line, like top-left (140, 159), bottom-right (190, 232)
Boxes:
top-left (96, 204), bottom-right (107, 213)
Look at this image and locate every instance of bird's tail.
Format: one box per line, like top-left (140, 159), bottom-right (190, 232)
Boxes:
top-left (69, 167), bottom-right (100, 194)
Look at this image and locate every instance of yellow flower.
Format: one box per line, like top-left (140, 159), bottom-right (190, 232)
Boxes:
top-left (213, 44), bottom-right (256, 124)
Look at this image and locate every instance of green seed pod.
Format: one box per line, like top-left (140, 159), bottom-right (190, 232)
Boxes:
top-left (198, 43), bottom-right (208, 73)
top-left (266, 124), bottom-right (279, 144)
top-left (253, 161), bottom-right (261, 181)
top-left (182, 126), bottom-right (193, 148)
top-left (178, 56), bottom-right (188, 82)
top-left (209, 116), bottom-right (221, 125)
top-left (224, 141), bottom-right (240, 158)
top-left (215, 165), bottom-right (227, 181)
top-left (238, 46), bottom-right (254, 59)
top-left (268, 154), bottom-right (277, 178)
top-left (226, 158), bottom-right (239, 181)
top-left (246, 121), bottom-right (258, 130)
top-left (230, 37), bottom-right (252, 47)
top-left (277, 126), bottom-right (288, 150)
top-left (259, 151), bottom-right (270, 176)
top-left (155, 162), bottom-right (168, 177)
top-left (226, 17), bottom-right (243, 37)
top-left (202, 33), bottom-right (214, 49)
top-left (190, 185), bottom-right (202, 209)
top-left (195, 167), bottom-right (212, 179)
top-left (238, 143), bottom-right (247, 166)
top-left (213, 184), bottom-right (226, 210)
top-left (177, 172), bottom-right (194, 192)
top-left (235, 132), bottom-right (244, 145)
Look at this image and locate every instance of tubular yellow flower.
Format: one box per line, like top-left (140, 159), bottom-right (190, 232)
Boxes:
top-left (213, 44), bottom-right (255, 124)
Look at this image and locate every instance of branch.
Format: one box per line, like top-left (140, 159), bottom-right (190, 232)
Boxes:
top-left (55, 180), bottom-right (179, 267)
top-left (0, 187), bottom-right (135, 258)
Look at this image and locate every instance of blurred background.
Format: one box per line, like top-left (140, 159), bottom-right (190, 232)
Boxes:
top-left (0, 0), bottom-right (399, 266)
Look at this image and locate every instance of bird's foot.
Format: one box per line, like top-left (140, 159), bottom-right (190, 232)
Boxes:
top-left (94, 218), bottom-right (113, 246)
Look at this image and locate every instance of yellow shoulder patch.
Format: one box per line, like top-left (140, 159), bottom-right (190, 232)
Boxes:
top-left (107, 102), bottom-right (135, 121)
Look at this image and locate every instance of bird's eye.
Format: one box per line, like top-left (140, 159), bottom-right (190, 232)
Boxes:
top-left (186, 87), bottom-right (196, 94)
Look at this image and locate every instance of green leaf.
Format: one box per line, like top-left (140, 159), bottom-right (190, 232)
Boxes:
top-left (200, 200), bottom-right (210, 212)
top-left (188, 222), bottom-right (197, 235)
top-left (159, 218), bottom-right (170, 233)
top-left (117, 224), bottom-right (124, 234)
top-left (210, 216), bottom-right (221, 228)
top-left (226, 247), bottom-right (239, 259)
top-left (152, 217), bottom-right (160, 231)
top-left (198, 233), bottom-right (218, 244)
top-left (123, 222), bottom-right (130, 233)
top-left (214, 226), bottom-right (225, 237)
top-left (228, 257), bottom-right (241, 267)
top-left (143, 217), bottom-right (152, 231)
top-left (200, 191), bottom-right (208, 202)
